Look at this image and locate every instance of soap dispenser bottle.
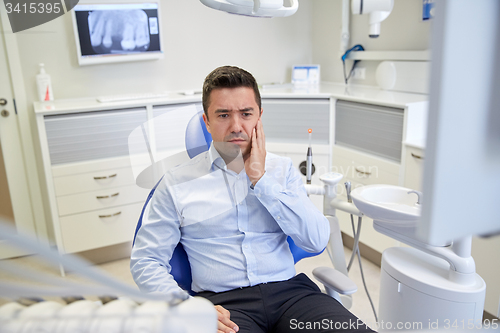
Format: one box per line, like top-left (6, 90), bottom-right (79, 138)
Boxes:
top-left (36, 63), bottom-right (54, 102)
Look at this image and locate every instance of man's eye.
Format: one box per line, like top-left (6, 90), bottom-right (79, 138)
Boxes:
top-left (219, 114), bottom-right (228, 118)
top-left (243, 113), bottom-right (252, 117)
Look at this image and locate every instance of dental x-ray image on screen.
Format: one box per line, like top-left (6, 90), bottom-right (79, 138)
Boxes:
top-left (72, 3), bottom-right (163, 65)
top-left (88, 9), bottom-right (151, 53)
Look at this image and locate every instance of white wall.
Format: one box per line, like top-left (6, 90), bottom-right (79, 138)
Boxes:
top-left (16, 0), bottom-right (313, 103)
top-left (312, 0), bottom-right (431, 85)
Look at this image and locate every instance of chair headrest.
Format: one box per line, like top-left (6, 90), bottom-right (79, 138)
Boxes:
top-left (185, 111), bottom-right (212, 159)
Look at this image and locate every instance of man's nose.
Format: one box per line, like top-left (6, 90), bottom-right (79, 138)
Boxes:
top-left (230, 116), bottom-right (243, 133)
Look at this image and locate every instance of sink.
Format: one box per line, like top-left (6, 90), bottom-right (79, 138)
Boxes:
top-left (350, 184), bottom-right (421, 226)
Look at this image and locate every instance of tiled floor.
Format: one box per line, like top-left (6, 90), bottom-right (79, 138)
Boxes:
top-left (0, 245), bottom-right (381, 330)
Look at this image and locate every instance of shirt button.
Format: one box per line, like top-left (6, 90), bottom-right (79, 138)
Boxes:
top-left (244, 245), bottom-right (248, 249)
top-left (277, 216), bottom-right (281, 220)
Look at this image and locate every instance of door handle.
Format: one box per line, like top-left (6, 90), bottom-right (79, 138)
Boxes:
top-left (94, 173), bottom-right (117, 180)
top-left (355, 167), bottom-right (371, 176)
top-left (0, 98), bottom-right (7, 106)
top-left (1, 110), bottom-right (9, 117)
top-left (99, 211), bottom-right (122, 218)
top-left (411, 153), bottom-right (424, 159)
top-left (96, 192), bottom-right (120, 199)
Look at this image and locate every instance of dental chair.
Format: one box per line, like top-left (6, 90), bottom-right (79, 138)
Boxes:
top-left (133, 111), bottom-right (357, 302)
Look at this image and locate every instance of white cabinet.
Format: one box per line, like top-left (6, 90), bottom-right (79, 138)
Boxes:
top-left (50, 157), bottom-right (149, 253)
top-left (35, 98), bottom-right (202, 255)
top-left (36, 96), bottom-right (334, 255)
top-left (43, 108), bottom-right (147, 164)
top-left (403, 145), bottom-right (425, 191)
top-left (34, 88), bottom-right (429, 259)
top-left (261, 98), bottom-right (331, 146)
top-left (260, 95), bottom-right (428, 256)
top-left (262, 98), bottom-right (332, 213)
top-left (37, 108), bottom-right (151, 254)
top-left (58, 202), bottom-right (145, 254)
top-left (332, 145), bottom-right (400, 188)
top-left (52, 165), bottom-right (136, 196)
top-left (332, 99), bottom-right (428, 256)
top-left (401, 144), bottom-right (500, 318)
top-left (472, 237), bottom-right (500, 318)
top-left (333, 145), bottom-right (401, 254)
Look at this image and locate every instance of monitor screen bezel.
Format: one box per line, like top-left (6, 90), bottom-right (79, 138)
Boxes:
top-left (71, 1), bottom-right (164, 66)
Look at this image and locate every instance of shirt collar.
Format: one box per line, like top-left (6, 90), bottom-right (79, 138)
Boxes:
top-left (208, 142), bottom-right (227, 171)
top-left (208, 142), bottom-right (249, 177)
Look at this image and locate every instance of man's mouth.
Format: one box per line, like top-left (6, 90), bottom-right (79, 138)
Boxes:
top-left (228, 139), bottom-right (246, 143)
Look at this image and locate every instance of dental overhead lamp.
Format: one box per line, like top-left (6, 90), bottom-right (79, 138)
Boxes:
top-left (352, 0), bottom-right (394, 38)
top-left (199, 0), bottom-right (299, 18)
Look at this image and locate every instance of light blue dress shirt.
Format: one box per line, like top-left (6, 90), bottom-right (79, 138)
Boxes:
top-left (130, 143), bottom-right (330, 297)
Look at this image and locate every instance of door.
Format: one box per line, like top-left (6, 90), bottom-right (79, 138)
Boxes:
top-left (0, 12), bottom-right (37, 259)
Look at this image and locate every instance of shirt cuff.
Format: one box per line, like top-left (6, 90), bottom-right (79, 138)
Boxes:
top-left (252, 171), bottom-right (283, 200)
top-left (249, 171), bottom-right (266, 190)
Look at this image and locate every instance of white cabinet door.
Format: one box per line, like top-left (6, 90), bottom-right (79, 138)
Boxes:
top-left (403, 146), bottom-right (425, 191)
top-left (0, 26), bottom-right (37, 259)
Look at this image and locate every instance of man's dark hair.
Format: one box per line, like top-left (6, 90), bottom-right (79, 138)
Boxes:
top-left (202, 66), bottom-right (261, 119)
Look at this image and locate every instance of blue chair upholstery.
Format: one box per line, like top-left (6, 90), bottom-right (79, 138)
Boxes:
top-left (185, 111), bottom-right (212, 159)
top-left (133, 110), bottom-right (323, 295)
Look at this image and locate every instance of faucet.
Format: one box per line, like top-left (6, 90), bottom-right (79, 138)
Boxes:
top-left (407, 190), bottom-right (422, 205)
top-left (345, 182), bottom-right (352, 203)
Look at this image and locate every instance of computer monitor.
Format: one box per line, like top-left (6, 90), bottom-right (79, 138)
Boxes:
top-left (71, 2), bottom-right (163, 66)
top-left (417, 0), bottom-right (500, 245)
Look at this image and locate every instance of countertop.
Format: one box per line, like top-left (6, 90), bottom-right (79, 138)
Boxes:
top-left (34, 82), bottom-right (429, 149)
top-left (34, 82), bottom-right (429, 115)
top-left (260, 82), bottom-right (428, 109)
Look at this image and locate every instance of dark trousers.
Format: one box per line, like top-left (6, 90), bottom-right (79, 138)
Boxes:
top-left (197, 273), bottom-right (375, 333)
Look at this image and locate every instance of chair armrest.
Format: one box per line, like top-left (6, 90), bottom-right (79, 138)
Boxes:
top-left (312, 266), bottom-right (357, 295)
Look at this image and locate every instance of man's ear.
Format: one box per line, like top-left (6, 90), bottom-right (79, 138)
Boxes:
top-left (202, 112), bottom-right (211, 133)
top-left (259, 108), bottom-right (263, 118)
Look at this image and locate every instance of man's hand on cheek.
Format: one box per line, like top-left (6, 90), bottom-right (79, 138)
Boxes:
top-left (245, 118), bottom-right (266, 186)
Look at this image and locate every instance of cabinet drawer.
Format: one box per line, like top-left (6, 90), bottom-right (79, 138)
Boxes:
top-left (44, 108), bottom-right (147, 165)
top-left (332, 146), bottom-right (400, 186)
top-left (56, 185), bottom-right (150, 216)
top-left (262, 99), bottom-right (330, 145)
top-left (59, 202), bottom-right (144, 253)
top-left (403, 146), bottom-right (425, 191)
top-left (53, 167), bottom-right (136, 197)
top-left (335, 100), bottom-right (404, 162)
top-left (51, 156), bottom-right (132, 178)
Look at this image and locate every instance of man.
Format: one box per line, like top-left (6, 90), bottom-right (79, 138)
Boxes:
top-left (131, 66), bottom-right (373, 333)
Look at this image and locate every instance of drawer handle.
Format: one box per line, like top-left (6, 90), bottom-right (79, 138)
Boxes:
top-left (355, 167), bottom-right (371, 176)
top-left (94, 173), bottom-right (117, 180)
top-left (411, 153), bottom-right (424, 160)
top-left (99, 211), bottom-right (122, 218)
top-left (96, 192), bottom-right (120, 199)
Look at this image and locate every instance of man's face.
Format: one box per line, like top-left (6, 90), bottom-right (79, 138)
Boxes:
top-left (203, 87), bottom-right (262, 160)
